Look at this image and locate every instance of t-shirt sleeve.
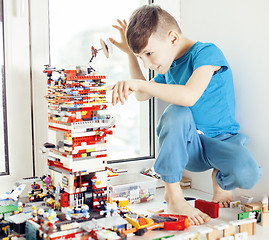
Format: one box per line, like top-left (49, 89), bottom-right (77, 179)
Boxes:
top-left (192, 44), bottom-right (229, 74)
top-left (154, 73), bottom-right (166, 84)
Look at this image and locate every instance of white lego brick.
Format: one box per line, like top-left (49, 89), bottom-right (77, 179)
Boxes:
top-left (64, 143), bottom-right (107, 152)
top-left (221, 236), bottom-right (235, 240)
top-left (196, 226), bottom-right (213, 234)
top-left (230, 200), bottom-right (241, 208)
top-left (240, 195), bottom-right (253, 205)
top-left (94, 170), bottom-right (108, 189)
top-left (214, 223), bottom-right (231, 230)
top-left (49, 122), bottom-right (68, 130)
top-left (48, 155), bottom-right (107, 172)
top-left (168, 232), bottom-right (196, 239)
top-left (229, 218), bottom-right (256, 226)
top-left (234, 232), bottom-right (248, 240)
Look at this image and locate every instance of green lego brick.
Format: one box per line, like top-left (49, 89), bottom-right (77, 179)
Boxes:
top-left (0, 204), bottom-right (18, 214)
top-left (238, 209), bottom-right (261, 223)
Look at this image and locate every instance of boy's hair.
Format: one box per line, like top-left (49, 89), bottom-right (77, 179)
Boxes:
top-left (126, 5), bottom-right (181, 54)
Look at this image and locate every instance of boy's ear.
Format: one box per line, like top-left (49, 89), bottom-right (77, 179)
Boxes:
top-left (168, 31), bottom-right (180, 45)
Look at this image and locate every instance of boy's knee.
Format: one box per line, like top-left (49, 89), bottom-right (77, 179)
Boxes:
top-left (233, 154), bottom-right (262, 189)
top-left (157, 105), bottom-right (192, 135)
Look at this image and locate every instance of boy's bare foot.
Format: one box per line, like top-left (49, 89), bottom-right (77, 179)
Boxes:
top-left (165, 182), bottom-right (211, 225)
top-left (212, 168), bottom-right (234, 208)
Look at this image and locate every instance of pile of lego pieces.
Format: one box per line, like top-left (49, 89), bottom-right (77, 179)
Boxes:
top-left (44, 65), bottom-right (115, 210)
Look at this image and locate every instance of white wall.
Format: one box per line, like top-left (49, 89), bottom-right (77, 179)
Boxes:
top-left (180, 0), bottom-right (269, 201)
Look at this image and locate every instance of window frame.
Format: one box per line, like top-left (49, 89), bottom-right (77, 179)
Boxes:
top-left (0, 0), bottom-right (9, 176)
top-left (0, 0), bottom-right (34, 192)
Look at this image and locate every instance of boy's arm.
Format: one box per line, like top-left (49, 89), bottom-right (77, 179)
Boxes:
top-left (144, 65), bottom-right (221, 106)
top-left (109, 65), bottom-right (220, 106)
top-left (110, 19), bottom-right (152, 101)
top-left (127, 53), bottom-right (154, 101)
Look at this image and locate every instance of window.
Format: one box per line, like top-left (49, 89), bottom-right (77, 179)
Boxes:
top-left (0, 0), bottom-right (33, 192)
top-left (0, 0), bottom-right (9, 175)
top-left (48, 0), bottom-right (155, 162)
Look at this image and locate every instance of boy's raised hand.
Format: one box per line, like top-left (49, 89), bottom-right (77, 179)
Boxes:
top-left (110, 19), bottom-right (132, 55)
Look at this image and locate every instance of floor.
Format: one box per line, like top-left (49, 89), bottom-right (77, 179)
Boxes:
top-left (127, 187), bottom-right (269, 240)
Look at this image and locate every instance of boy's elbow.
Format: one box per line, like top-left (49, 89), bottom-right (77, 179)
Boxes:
top-left (180, 97), bottom-right (197, 107)
top-left (183, 91), bottom-right (200, 107)
top-left (183, 102), bottom-right (194, 107)
top-left (187, 99), bottom-right (197, 107)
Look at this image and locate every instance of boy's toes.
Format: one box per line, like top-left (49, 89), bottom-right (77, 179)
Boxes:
top-left (190, 212), bottom-right (211, 225)
top-left (202, 213), bottom-right (211, 223)
top-left (190, 217), bottom-right (200, 225)
top-left (219, 200), bottom-right (230, 208)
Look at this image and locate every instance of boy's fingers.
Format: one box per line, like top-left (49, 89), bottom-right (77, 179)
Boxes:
top-left (123, 83), bottom-right (129, 101)
top-left (112, 85), bottom-right (118, 105)
top-left (117, 19), bottom-right (126, 29)
top-left (115, 97), bottom-right (120, 105)
top-left (106, 84), bottom-right (115, 91)
top-left (116, 19), bottom-right (122, 24)
top-left (118, 81), bottom-right (125, 105)
top-left (112, 24), bottom-right (122, 31)
top-left (123, 19), bottom-right (127, 26)
top-left (112, 25), bottom-right (125, 40)
top-left (112, 25), bottom-right (124, 35)
top-left (109, 38), bottom-right (120, 48)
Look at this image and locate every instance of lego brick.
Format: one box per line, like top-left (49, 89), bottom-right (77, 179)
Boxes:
top-left (238, 210), bottom-right (261, 223)
top-left (234, 232), bottom-right (248, 240)
top-left (223, 225), bottom-right (236, 237)
top-left (244, 201), bottom-right (262, 211)
top-left (207, 228), bottom-right (220, 240)
top-left (261, 212), bottom-right (269, 226)
top-left (49, 157), bottom-right (106, 173)
top-left (0, 204), bottom-right (18, 214)
top-left (195, 199), bottom-right (219, 218)
top-left (239, 222), bottom-right (256, 236)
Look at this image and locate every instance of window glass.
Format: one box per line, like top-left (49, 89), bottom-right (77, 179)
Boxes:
top-left (0, 0), bottom-right (9, 174)
top-left (49, 0), bottom-right (153, 161)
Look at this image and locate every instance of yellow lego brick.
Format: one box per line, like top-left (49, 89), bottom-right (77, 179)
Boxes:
top-left (86, 148), bottom-right (95, 152)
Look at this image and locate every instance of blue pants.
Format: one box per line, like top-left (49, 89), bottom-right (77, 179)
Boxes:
top-left (154, 105), bottom-right (262, 190)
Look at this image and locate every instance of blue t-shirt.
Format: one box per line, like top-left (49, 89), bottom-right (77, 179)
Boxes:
top-left (154, 41), bottom-right (240, 137)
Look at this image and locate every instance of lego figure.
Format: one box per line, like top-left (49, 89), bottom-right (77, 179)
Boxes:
top-left (111, 202), bottom-right (120, 216)
top-left (81, 204), bottom-right (90, 219)
top-left (100, 202), bottom-right (112, 217)
top-left (65, 207), bottom-right (74, 221)
top-left (47, 209), bottom-right (59, 230)
top-left (32, 206), bottom-right (38, 222)
top-left (17, 202), bottom-right (23, 213)
top-left (41, 175), bottom-right (52, 190)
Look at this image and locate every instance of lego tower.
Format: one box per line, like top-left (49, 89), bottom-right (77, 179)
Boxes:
top-left (43, 65), bottom-right (115, 212)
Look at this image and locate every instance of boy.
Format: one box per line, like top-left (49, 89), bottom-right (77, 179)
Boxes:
top-left (108, 5), bottom-right (262, 225)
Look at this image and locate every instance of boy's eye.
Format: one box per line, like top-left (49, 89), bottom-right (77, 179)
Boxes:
top-left (146, 52), bottom-right (152, 56)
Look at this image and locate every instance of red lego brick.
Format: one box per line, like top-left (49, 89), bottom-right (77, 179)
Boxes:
top-left (195, 199), bottom-right (219, 218)
top-left (158, 214), bottom-right (191, 231)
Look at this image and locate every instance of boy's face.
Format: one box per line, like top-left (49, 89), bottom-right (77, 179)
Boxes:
top-left (135, 32), bottom-right (177, 75)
